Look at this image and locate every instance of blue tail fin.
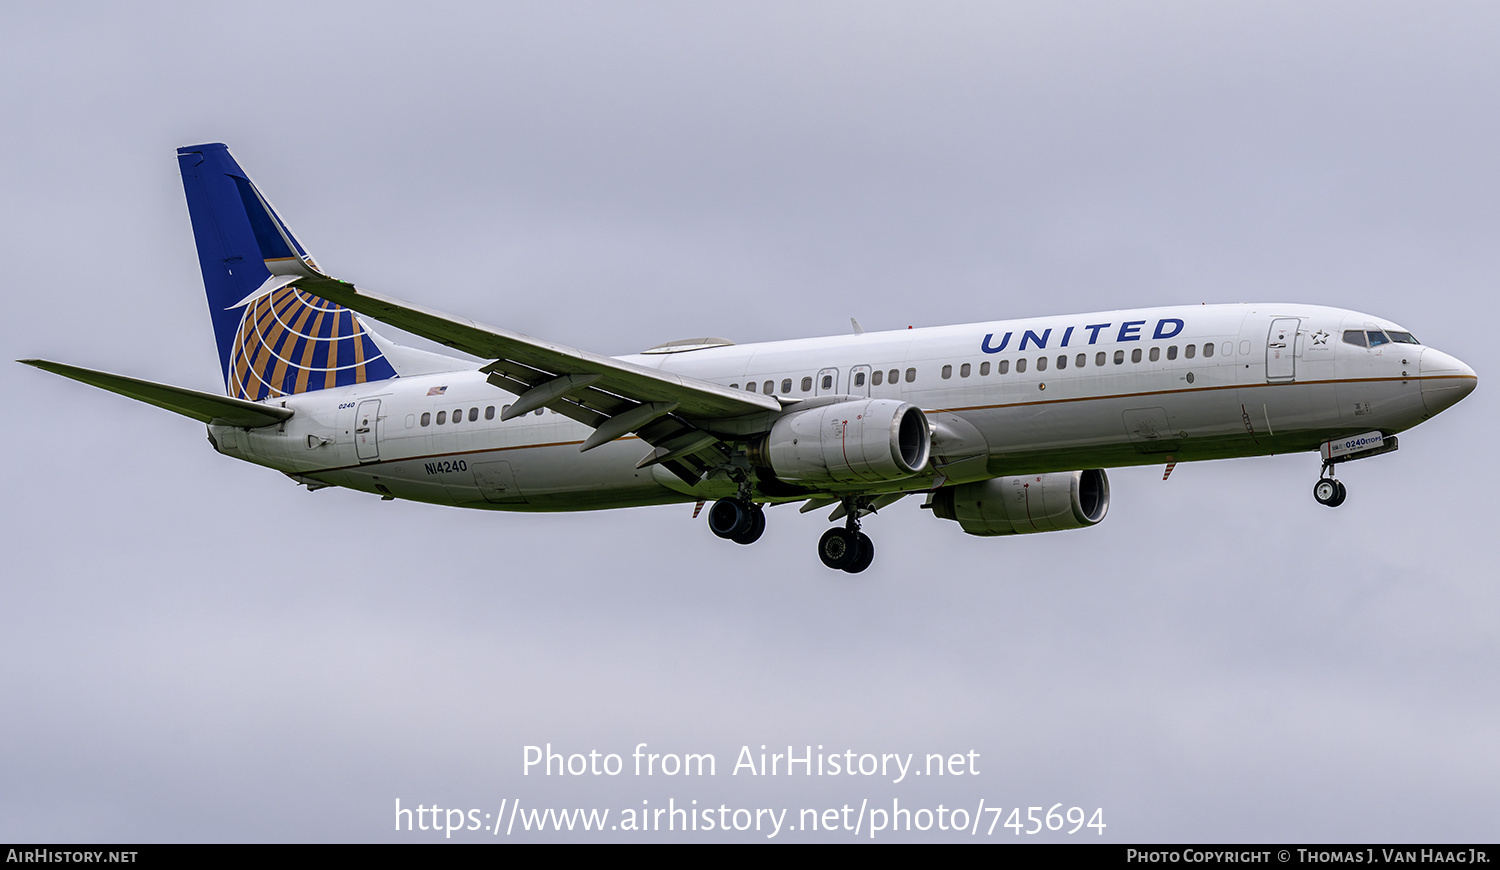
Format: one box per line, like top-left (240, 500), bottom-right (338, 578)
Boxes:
top-left (177, 143), bottom-right (398, 401)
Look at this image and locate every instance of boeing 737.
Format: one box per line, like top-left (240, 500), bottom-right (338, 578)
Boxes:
top-left (21, 144), bottom-right (1479, 572)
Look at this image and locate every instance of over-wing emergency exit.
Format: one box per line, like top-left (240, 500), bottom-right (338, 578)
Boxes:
top-left (21, 144), bottom-right (1478, 572)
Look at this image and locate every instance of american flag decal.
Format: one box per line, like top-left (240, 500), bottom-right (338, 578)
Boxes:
top-left (427, 386), bottom-right (448, 396)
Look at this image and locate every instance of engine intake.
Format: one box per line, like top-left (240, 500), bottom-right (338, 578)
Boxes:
top-left (754, 399), bottom-right (930, 484)
top-left (928, 469), bottom-right (1110, 536)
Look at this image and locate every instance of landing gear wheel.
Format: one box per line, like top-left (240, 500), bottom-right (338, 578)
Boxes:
top-left (1313, 478), bottom-right (1347, 507)
top-left (731, 504), bottom-right (766, 545)
top-left (818, 527), bottom-right (860, 570)
top-left (707, 498), bottom-right (754, 540)
top-left (842, 532), bottom-right (875, 574)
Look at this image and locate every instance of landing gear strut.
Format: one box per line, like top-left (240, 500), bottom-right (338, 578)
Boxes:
top-left (707, 497), bottom-right (765, 544)
top-left (1313, 465), bottom-right (1347, 508)
top-left (819, 499), bottom-right (875, 573)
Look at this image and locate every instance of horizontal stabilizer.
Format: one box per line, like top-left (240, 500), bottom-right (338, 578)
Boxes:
top-left (19, 360), bottom-right (294, 428)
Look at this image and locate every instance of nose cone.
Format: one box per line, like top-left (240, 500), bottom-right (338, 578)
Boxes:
top-left (1419, 348), bottom-right (1478, 416)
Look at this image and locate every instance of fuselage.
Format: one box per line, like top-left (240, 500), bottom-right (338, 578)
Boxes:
top-left (207, 302), bottom-right (1476, 510)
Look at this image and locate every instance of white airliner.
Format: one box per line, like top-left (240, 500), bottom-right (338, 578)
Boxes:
top-left (22, 144), bottom-right (1479, 572)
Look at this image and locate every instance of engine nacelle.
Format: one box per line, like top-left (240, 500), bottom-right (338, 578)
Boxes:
top-left (928, 469), bottom-right (1110, 536)
top-left (754, 399), bottom-right (930, 484)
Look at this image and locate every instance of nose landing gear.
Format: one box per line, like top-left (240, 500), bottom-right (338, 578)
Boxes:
top-left (1313, 468), bottom-right (1347, 508)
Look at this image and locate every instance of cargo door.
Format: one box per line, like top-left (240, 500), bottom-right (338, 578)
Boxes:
top-left (472, 460), bottom-right (527, 504)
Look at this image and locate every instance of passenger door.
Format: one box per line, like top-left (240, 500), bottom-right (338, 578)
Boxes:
top-left (1266, 318), bottom-right (1299, 383)
top-left (815, 367), bottom-right (840, 396)
top-left (354, 399), bottom-right (381, 462)
top-left (849, 365), bottom-right (872, 397)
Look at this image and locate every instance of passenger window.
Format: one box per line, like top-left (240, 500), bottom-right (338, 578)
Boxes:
top-left (1131, 348), bottom-right (1142, 363)
top-left (781, 379), bottom-right (792, 394)
top-left (1203, 343), bottom-right (1215, 358)
top-left (746, 382), bottom-right (757, 393)
top-left (801, 377), bottom-right (813, 392)
top-left (905, 368), bottom-right (916, 383)
top-left (998, 360), bottom-right (1010, 374)
top-left (1149, 347), bottom-right (1160, 362)
top-left (872, 370), bottom-right (883, 386)
top-left (942, 365), bottom-right (953, 379)
top-left (1114, 350), bottom-right (1125, 365)
top-left (1036, 356), bottom-right (1047, 371)
top-left (469, 407), bottom-right (478, 422)
top-left (1167, 345), bottom-right (1178, 360)
top-left (1016, 358), bottom-right (1027, 373)
top-left (889, 369), bottom-right (899, 385)
top-left (502, 404), bottom-right (511, 414)
top-left (1056, 355), bottom-right (1067, 370)
top-left (1095, 352), bottom-right (1105, 366)
top-left (960, 363), bottom-right (971, 378)
top-left (980, 361), bottom-right (990, 376)
top-left (1076, 353), bottom-right (1086, 368)
top-left (730, 383), bottom-right (739, 390)
top-left (854, 372), bottom-right (866, 387)
top-left (453, 407), bottom-right (462, 420)
top-left (421, 412), bottom-right (431, 427)
top-left (1185, 344), bottom-right (1196, 359)
top-left (763, 380), bottom-right (774, 394)
top-left (437, 411), bottom-right (447, 424)
top-left (820, 375), bottom-right (831, 390)
top-left (485, 406), bottom-right (495, 420)
top-left (535, 408), bottom-right (544, 416)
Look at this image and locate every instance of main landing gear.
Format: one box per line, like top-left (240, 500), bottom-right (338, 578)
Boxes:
top-left (818, 497), bottom-right (875, 574)
top-left (818, 525), bottom-right (874, 573)
top-left (705, 494), bottom-right (878, 573)
top-left (707, 497), bottom-right (765, 545)
top-left (1313, 467), bottom-right (1347, 508)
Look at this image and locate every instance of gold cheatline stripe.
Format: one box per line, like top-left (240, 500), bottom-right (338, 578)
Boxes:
top-left (297, 373), bottom-right (1478, 474)
top-left (314, 437), bottom-right (640, 474)
top-left (929, 374), bottom-right (1470, 414)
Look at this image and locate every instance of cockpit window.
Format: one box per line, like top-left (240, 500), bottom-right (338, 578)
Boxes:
top-left (1387, 330), bottom-right (1420, 345)
top-left (1366, 330), bottom-right (1390, 347)
top-left (1342, 330), bottom-right (1367, 347)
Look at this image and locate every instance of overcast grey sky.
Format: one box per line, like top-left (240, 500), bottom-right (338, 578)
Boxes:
top-left (2, 1), bottom-right (1495, 842)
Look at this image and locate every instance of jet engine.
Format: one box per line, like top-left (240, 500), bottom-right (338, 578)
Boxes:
top-left (927, 469), bottom-right (1110, 536)
top-left (752, 399), bottom-right (930, 484)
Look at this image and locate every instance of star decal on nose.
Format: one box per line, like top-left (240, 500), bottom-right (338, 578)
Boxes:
top-left (1311, 329), bottom-right (1330, 346)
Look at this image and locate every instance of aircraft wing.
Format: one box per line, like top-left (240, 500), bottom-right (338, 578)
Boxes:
top-left (292, 271), bottom-right (781, 481)
top-left (20, 359), bottom-right (293, 428)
